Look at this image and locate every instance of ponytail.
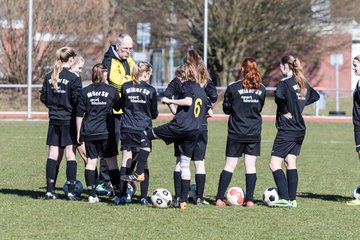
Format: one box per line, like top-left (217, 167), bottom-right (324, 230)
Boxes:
top-left (51, 60), bottom-right (62, 90)
top-left (281, 55), bottom-right (307, 97)
top-left (292, 58), bottom-right (307, 97)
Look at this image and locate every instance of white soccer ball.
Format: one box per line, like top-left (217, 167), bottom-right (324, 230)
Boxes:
top-left (188, 183), bottom-right (197, 202)
top-left (263, 187), bottom-right (279, 205)
top-left (225, 187), bottom-right (245, 206)
top-left (352, 186), bottom-right (360, 199)
top-left (126, 181), bottom-right (136, 199)
top-left (63, 179), bottom-right (83, 196)
top-left (151, 188), bottom-right (173, 208)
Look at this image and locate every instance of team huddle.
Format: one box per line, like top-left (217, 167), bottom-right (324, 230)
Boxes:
top-left (44, 33), bottom-right (360, 209)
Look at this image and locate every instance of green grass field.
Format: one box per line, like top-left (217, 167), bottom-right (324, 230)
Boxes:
top-left (0, 120), bottom-right (359, 239)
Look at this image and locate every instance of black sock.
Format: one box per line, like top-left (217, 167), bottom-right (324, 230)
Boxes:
top-left (195, 174), bottom-right (206, 200)
top-left (66, 160), bottom-right (77, 194)
top-left (135, 150), bottom-right (149, 175)
top-left (119, 167), bottom-right (129, 197)
top-left (272, 169), bottom-right (289, 200)
top-left (140, 169), bottom-right (150, 199)
top-left (245, 173), bottom-right (257, 201)
top-left (109, 169), bottom-right (121, 195)
top-left (46, 158), bottom-right (57, 192)
top-left (94, 168), bottom-right (99, 185)
top-left (216, 170), bottom-right (233, 200)
top-left (287, 169), bottom-right (298, 201)
top-left (53, 164), bottom-right (60, 189)
top-left (85, 169), bottom-right (96, 197)
top-left (180, 179), bottom-right (191, 202)
top-left (173, 171), bottom-right (181, 199)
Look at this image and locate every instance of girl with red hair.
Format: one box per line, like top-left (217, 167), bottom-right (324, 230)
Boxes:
top-left (215, 57), bottom-right (266, 207)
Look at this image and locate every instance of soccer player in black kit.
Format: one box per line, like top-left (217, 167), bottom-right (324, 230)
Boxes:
top-left (40, 47), bottom-right (82, 200)
top-left (164, 50), bottom-right (217, 206)
top-left (347, 55), bottom-right (360, 206)
top-left (215, 58), bottom-right (266, 207)
top-left (118, 61), bottom-right (158, 205)
top-left (268, 55), bottom-right (319, 208)
top-left (121, 53), bottom-right (209, 210)
top-left (76, 63), bottom-right (122, 203)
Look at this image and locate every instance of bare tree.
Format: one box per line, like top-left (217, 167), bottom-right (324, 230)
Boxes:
top-left (0, 0), bottom-right (110, 89)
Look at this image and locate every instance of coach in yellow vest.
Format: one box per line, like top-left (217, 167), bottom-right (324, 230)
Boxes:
top-left (98, 33), bottom-right (135, 195)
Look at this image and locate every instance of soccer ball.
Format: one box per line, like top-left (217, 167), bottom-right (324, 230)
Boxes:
top-left (225, 187), bottom-right (245, 206)
top-left (188, 183), bottom-right (197, 202)
top-left (151, 188), bottom-right (172, 208)
top-left (263, 187), bottom-right (279, 205)
top-left (126, 181), bottom-right (136, 199)
top-left (63, 179), bottom-right (83, 196)
top-left (352, 186), bottom-right (360, 199)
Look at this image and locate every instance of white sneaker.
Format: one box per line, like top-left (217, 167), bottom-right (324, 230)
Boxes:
top-left (88, 196), bottom-right (100, 203)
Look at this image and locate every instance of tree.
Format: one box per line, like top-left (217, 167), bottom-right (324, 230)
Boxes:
top-left (0, 0), bottom-right (110, 88)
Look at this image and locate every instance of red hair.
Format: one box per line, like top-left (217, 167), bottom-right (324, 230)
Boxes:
top-left (241, 58), bottom-right (261, 90)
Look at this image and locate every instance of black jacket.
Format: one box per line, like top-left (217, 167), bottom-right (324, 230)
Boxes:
top-left (120, 81), bottom-right (159, 133)
top-left (353, 80), bottom-right (360, 131)
top-left (169, 80), bottom-right (208, 134)
top-left (76, 83), bottom-right (121, 141)
top-left (40, 68), bottom-right (82, 125)
top-left (275, 76), bottom-right (320, 140)
top-left (223, 81), bottom-right (266, 142)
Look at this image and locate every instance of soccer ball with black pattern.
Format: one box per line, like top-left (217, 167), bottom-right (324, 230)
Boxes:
top-left (150, 188), bottom-right (172, 208)
top-left (262, 187), bottom-right (279, 205)
top-left (352, 186), bottom-right (360, 199)
top-left (63, 180), bottom-right (83, 196)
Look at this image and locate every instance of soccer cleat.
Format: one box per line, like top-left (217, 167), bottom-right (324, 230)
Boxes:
top-left (114, 196), bottom-right (121, 205)
top-left (179, 202), bottom-right (187, 210)
top-left (268, 199), bottom-right (292, 208)
top-left (291, 200), bottom-right (297, 208)
top-left (66, 193), bottom-right (81, 201)
top-left (347, 199), bottom-right (360, 206)
top-left (120, 172), bottom-right (145, 182)
top-left (172, 197), bottom-right (180, 208)
top-left (88, 196), bottom-right (100, 203)
top-left (95, 183), bottom-right (112, 196)
top-left (215, 199), bottom-right (226, 207)
top-left (243, 201), bottom-right (255, 208)
top-left (196, 198), bottom-right (210, 205)
top-left (44, 192), bottom-right (57, 200)
top-left (140, 197), bottom-right (152, 206)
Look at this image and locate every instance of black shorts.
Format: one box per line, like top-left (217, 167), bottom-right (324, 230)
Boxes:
top-left (85, 136), bottom-right (118, 159)
top-left (46, 124), bottom-right (76, 147)
top-left (355, 131), bottom-right (360, 152)
top-left (271, 137), bottom-right (302, 158)
top-left (226, 138), bottom-right (260, 157)
top-left (114, 114), bottom-right (122, 145)
top-left (121, 132), bottom-right (151, 152)
top-left (174, 130), bottom-right (208, 161)
top-left (153, 123), bottom-right (200, 158)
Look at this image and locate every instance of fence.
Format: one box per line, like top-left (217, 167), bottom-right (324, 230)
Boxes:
top-left (0, 84), bottom-right (354, 118)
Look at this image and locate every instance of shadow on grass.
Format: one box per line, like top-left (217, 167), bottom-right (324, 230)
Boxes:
top-left (297, 192), bottom-right (352, 202)
top-left (0, 188), bottom-right (44, 199)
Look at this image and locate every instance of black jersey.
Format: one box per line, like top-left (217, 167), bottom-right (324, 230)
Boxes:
top-left (223, 81), bottom-right (266, 142)
top-left (40, 68), bottom-right (82, 125)
top-left (353, 80), bottom-right (360, 131)
top-left (165, 78), bottom-right (217, 130)
top-left (120, 81), bottom-right (159, 133)
top-left (169, 80), bottom-right (208, 134)
top-left (275, 76), bottom-right (320, 139)
top-left (76, 83), bottom-right (121, 141)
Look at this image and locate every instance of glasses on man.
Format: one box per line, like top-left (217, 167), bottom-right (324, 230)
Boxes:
top-left (120, 47), bottom-right (133, 52)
